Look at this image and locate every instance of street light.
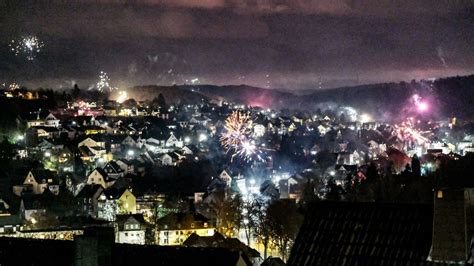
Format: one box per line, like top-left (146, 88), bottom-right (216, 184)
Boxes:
top-left (198, 134), bottom-right (207, 142)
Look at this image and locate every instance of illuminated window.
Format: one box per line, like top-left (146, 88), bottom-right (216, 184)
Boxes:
top-left (437, 190), bottom-right (443, 199)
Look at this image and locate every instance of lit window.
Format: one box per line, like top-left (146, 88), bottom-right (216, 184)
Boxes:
top-left (437, 190), bottom-right (443, 199)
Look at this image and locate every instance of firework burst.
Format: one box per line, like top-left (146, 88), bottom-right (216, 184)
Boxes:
top-left (94, 71), bottom-right (117, 92)
top-left (220, 111), bottom-right (264, 162)
top-left (393, 118), bottom-right (429, 148)
top-left (9, 36), bottom-right (44, 61)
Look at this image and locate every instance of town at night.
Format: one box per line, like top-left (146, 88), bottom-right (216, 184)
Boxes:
top-left (1, 1), bottom-right (474, 265)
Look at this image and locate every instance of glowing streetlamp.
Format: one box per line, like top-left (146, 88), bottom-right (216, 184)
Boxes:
top-left (198, 133), bottom-right (207, 142)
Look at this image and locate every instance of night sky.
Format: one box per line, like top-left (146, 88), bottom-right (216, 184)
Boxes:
top-left (1, 0), bottom-right (473, 90)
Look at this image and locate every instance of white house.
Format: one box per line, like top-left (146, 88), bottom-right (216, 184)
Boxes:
top-left (165, 133), bottom-right (183, 148)
top-left (219, 170), bottom-right (233, 188)
top-left (44, 113), bottom-right (60, 127)
top-left (116, 214), bottom-right (146, 245)
top-left (160, 154), bottom-right (174, 166)
top-left (78, 137), bottom-right (105, 149)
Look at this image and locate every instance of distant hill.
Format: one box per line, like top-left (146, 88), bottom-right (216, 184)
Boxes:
top-left (120, 85), bottom-right (208, 105)
top-left (123, 74), bottom-right (474, 120)
top-left (301, 75), bottom-right (474, 120)
top-left (179, 84), bottom-right (296, 109)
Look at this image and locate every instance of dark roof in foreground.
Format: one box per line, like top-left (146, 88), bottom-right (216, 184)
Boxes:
top-left (0, 230), bottom-right (252, 266)
top-left (287, 201), bottom-right (434, 266)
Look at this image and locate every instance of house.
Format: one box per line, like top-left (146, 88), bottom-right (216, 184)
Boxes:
top-left (0, 214), bottom-right (22, 234)
top-left (183, 232), bottom-right (261, 265)
top-left (78, 137), bottom-right (105, 149)
top-left (75, 184), bottom-right (104, 218)
top-left (159, 153), bottom-right (180, 166)
top-left (165, 133), bottom-right (183, 148)
top-left (156, 212), bottom-right (215, 245)
top-left (103, 161), bottom-right (125, 180)
top-left (26, 112), bottom-right (59, 128)
top-left (116, 159), bottom-right (135, 174)
top-left (279, 177), bottom-right (302, 200)
top-left (121, 135), bottom-right (138, 148)
top-left (86, 168), bottom-right (115, 188)
top-left (12, 170), bottom-right (57, 196)
top-left (44, 113), bottom-right (60, 127)
top-left (115, 214), bottom-right (147, 245)
top-left (20, 195), bottom-right (48, 222)
top-left (207, 177), bottom-right (227, 194)
top-left (259, 180), bottom-right (279, 200)
top-left (78, 137), bottom-right (107, 162)
top-left (180, 145), bottom-right (195, 155)
top-left (219, 170), bottom-right (233, 188)
top-left (98, 188), bottom-right (136, 221)
top-left (29, 126), bottom-right (60, 139)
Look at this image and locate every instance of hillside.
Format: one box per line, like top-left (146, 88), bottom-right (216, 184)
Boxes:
top-left (120, 85), bottom-right (208, 104)
top-left (121, 74), bottom-right (474, 120)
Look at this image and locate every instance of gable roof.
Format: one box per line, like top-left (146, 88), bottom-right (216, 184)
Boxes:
top-left (288, 201), bottom-right (433, 266)
top-left (102, 187), bottom-right (131, 200)
top-left (183, 232), bottom-right (260, 259)
top-left (116, 214), bottom-right (147, 230)
top-left (103, 161), bottom-right (123, 174)
top-left (76, 184), bottom-right (104, 198)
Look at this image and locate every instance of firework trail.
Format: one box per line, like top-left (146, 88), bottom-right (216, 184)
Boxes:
top-left (9, 36), bottom-right (44, 61)
top-left (393, 118), bottom-right (430, 149)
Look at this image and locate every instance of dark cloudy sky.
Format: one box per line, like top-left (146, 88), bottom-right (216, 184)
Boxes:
top-left (1, 0), bottom-right (473, 90)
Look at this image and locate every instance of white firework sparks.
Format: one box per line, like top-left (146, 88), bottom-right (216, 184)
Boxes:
top-left (220, 111), bottom-right (264, 162)
top-left (94, 71), bottom-right (116, 92)
top-left (9, 36), bottom-right (44, 61)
